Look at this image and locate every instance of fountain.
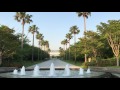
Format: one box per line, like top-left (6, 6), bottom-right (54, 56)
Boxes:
top-left (86, 68), bottom-right (91, 74)
top-left (13, 69), bottom-right (18, 75)
top-left (20, 66), bottom-right (26, 75)
top-left (33, 65), bottom-right (40, 76)
top-left (79, 68), bottom-right (84, 75)
top-left (49, 63), bottom-right (56, 76)
top-left (0, 63), bottom-right (105, 78)
top-left (63, 64), bottom-right (70, 76)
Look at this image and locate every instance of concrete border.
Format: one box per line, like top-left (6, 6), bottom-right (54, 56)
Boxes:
top-left (90, 67), bottom-right (120, 74)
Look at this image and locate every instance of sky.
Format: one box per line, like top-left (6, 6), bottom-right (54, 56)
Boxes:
top-left (0, 12), bottom-right (120, 50)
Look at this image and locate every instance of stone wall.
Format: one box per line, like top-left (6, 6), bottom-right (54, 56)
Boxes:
top-left (90, 66), bottom-right (120, 74)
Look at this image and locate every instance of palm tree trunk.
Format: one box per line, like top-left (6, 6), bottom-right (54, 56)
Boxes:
top-left (38, 41), bottom-right (40, 61)
top-left (69, 40), bottom-right (70, 60)
top-left (44, 45), bottom-right (45, 59)
top-left (74, 34), bottom-right (76, 63)
top-left (41, 45), bottom-right (42, 60)
top-left (32, 34), bottom-right (34, 62)
top-left (84, 16), bottom-right (86, 33)
top-left (116, 56), bottom-right (119, 66)
top-left (21, 24), bottom-right (24, 61)
top-left (0, 51), bottom-right (2, 65)
top-left (38, 48), bottom-right (39, 61)
top-left (22, 24), bottom-right (24, 50)
top-left (39, 41), bottom-right (41, 61)
top-left (66, 44), bottom-right (67, 60)
top-left (64, 45), bottom-right (65, 60)
top-left (84, 16), bottom-right (87, 62)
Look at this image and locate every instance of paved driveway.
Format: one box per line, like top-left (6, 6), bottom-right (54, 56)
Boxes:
top-left (27, 59), bottom-right (80, 69)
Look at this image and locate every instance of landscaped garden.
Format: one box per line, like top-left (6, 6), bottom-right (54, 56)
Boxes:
top-left (0, 12), bottom-right (120, 78)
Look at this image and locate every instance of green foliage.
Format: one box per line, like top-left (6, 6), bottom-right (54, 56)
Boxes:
top-left (77, 12), bottom-right (91, 19)
top-left (0, 25), bottom-right (50, 66)
top-left (83, 59), bottom-right (118, 67)
top-left (97, 20), bottom-right (120, 66)
top-left (70, 26), bottom-right (80, 35)
top-left (0, 25), bottom-right (20, 61)
top-left (15, 12), bottom-right (33, 25)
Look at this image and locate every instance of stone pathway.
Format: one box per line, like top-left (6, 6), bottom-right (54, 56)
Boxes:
top-left (0, 67), bottom-right (17, 73)
top-left (27, 59), bottom-right (80, 69)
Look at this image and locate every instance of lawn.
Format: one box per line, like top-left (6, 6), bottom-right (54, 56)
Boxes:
top-left (62, 60), bottom-right (83, 67)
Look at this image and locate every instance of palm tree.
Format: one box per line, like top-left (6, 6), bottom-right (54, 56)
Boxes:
top-left (43, 40), bottom-right (47, 51)
top-left (14, 12), bottom-right (32, 60)
top-left (45, 41), bottom-right (49, 52)
top-left (61, 40), bottom-right (66, 60)
top-left (59, 47), bottom-right (64, 59)
top-left (29, 25), bottom-right (39, 61)
top-left (14, 12), bottom-right (32, 49)
top-left (40, 39), bottom-right (44, 60)
top-left (61, 40), bottom-right (66, 51)
top-left (64, 39), bottom-right (68, 60)
top-left (76, 12), bottom-right (91, 62)
top-left (70, 26), bottom-right (80, 63)
top-left (66, 33), bottom-right (73, 60)
top-left (36, 32), bottom-right (43, 61)
top-left (47, 48), bottom-right (51, 59)
top-left (41, 40), bottom-right (47, 59)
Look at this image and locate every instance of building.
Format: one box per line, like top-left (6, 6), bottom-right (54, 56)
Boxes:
top-left (50, 50), bottom-right (60, 58)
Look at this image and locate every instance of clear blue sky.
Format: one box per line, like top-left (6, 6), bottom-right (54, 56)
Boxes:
top-left (0, 12), bottom-right (120, 50)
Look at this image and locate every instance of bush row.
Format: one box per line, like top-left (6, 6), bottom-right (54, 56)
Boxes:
top-left (83, 59), bottom-right (119, 67)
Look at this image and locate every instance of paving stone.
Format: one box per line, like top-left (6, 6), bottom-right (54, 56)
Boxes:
top-left (27, 59), bottom-right (80, 69)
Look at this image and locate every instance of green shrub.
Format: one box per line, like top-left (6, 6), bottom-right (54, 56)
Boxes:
top-left (83, 59), bottom-right (119, 67)
top-left (1, 61), bottom-right (22, 68)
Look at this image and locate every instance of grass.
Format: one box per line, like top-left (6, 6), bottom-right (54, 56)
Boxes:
top-left (62, 60), bottom-right (83, 67)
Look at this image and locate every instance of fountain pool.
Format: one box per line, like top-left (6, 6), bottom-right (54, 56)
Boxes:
top-left (0, 63), bottom-right (105, 78)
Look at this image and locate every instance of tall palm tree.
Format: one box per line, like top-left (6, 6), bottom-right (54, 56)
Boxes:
top-left (61, 40), bottom-right (66, 60)
top-left (47, 48), bottom-right (51, 59)
top-left (29, 25), bottom-right (39, 61)
top-left (76, 12), bottom-right (91, 62)
top-left (66, 33), bottom-right (73, 60)
top-left (14, 12), bottom-right (32, 60)
top-left (59, 47), bottom-right (64, 59)
top-left (43, 40), bottom-right (47, 51)
top-left (64, 39), bottom-right (68, 60)
top-left (14, 12), bottom-right (32, 49)
top-left (36, 32), bottom-right (43, 61)
top-left (45, 41), bottom-right (49, 52)
top-left (41, 40), bottom-right (47, 59)
top-left (70, 26), bottom-right (80, 63)
top-left (40, 39), bottom-right (44, 60)
top-left (61, 40), bottom-right (66, 51)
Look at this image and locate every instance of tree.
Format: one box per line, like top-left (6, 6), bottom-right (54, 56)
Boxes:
top-left (45, 40), bottom-right (49, 52)
top-left (59, 47), bottom-right (64, 59)
top-left (80, 31), bottom-right (104, 61)
top-left (76, 12), bottom-right (91, 62)
top-left (41, 40), bottom-right (48, 59)
top-left (36, 32), bottom-right (43, 60)
top-left (66, 33), bottom-right (73, 60)
top-left (61, 40), bottom-right (66, 59)
top-left (97, 20), bottom-right (120, 66)
top-left (47, 48), bottom-right (51, 58)
top-left (70, 26), bottom-right (80, 63)
top-left (28, 25), bottom-right (39, 61)
top-left (14, 12), bottom-right (32, 60)
top-left (0, 25), bottom-right (20, 65)
top-left (64, 39), bottom-right (68, 60)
